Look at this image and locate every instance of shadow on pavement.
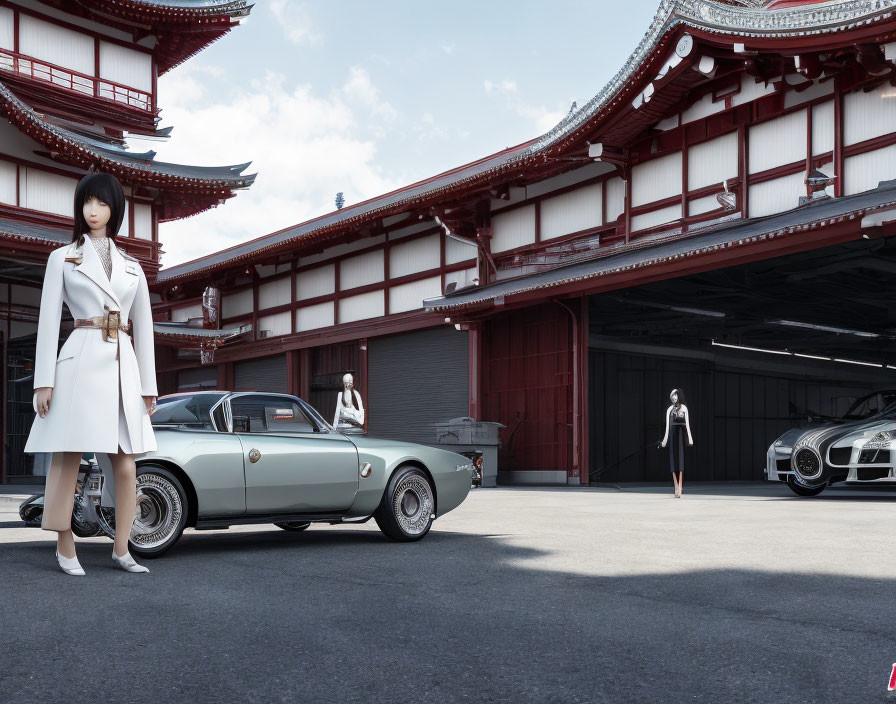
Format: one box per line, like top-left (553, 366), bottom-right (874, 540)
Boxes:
top-left (0, 523), bottom-right (893, 704)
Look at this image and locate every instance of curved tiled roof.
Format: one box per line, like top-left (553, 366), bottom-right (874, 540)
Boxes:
top-left (38, 1), bottom-right (252, 75)
top-left (0, 81), bottom-right (256, 190)
top-left (157, 0), bottom-right (896, 283)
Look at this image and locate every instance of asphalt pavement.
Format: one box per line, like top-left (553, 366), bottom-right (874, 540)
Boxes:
top-left (1, 482), bottom-right (895, 704)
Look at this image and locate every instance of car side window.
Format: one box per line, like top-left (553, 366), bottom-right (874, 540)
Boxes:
top-left (229, 396), bottom-right (316, 434)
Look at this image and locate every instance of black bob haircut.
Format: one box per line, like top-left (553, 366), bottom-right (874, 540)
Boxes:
top-left (669, 388), bottom-right (686, 404)
top-left (71, 172), bottom-right (126, 244)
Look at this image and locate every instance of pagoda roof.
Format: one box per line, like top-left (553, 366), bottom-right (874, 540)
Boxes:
top-left (0, 215), bottom-right (70, 245)
top-left (0, 80), bottom-right (256, 220)
top-left (157, 0), bottom-right (896, 285)
top-left (37, 1), bottom-right (253, 76)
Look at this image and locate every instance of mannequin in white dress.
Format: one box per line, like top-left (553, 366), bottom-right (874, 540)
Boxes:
top-left (32, 173), bottom-right (158, 575)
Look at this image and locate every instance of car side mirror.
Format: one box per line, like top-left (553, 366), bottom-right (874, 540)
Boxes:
top-left (232, 415), bottom-right (249, 432)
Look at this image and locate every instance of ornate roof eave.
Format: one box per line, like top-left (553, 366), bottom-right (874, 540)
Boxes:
top-left (153, 321), bottom-right (253, 346)
top-left (37, 1), bottom-right (252, 76)
top-left (0, 81), bottom-right (257, 201)
top-left (521, 0), bottom-right (896, 159)
top-left (155, 0), bottom-right (896, 287)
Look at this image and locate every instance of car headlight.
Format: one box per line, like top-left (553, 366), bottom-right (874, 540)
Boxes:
top-left (773, 440), bottom-right (793, 455)
top-left (863, 431), bottom-right (896, 450)
top-left (455, 463), bottom-right (474, 472)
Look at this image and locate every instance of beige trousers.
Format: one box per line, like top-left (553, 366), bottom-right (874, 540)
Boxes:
top-left (40, 451), bottom-right (78, 532)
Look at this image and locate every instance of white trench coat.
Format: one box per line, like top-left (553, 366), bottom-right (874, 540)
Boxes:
top-left (23, 235), bottom-right (158, 456)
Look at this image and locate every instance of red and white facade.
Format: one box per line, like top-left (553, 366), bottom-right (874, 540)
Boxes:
top-left (0, 0), bottom-right (255, 483)
top-left (155, 0), bottom-right (896, 483)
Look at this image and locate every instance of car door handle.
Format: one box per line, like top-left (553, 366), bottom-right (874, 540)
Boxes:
top-left (248, 448), bottom-right (261, 463)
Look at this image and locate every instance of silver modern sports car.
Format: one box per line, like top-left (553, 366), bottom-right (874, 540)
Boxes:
top-left (96, 391), bottom-right (477, 555)
top-left (766, 393), bottom-right (896, 496)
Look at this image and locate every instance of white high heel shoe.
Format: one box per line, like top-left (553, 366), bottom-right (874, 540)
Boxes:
top-left (111, 550), bottom-right (149, 573)
top-left (56, 549), bottom-right (85, 576)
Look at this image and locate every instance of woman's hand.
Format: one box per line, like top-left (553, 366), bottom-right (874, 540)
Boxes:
top-left (35, 387), bottom-right (52, 418)
top-left (143, 396), bottom-right (157, 416)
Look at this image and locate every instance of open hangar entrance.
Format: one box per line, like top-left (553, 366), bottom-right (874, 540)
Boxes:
top-left (588, 233), bottom-right (896, 483)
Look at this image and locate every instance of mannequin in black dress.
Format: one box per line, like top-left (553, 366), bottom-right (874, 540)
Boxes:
top-left (660, 388), bottom-right (693, 497)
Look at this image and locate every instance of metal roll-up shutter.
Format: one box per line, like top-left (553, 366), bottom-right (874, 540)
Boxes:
top-left (234, 354), bottom-right (287, 392)
top-left (368, 327), bottom-right (469, 444)
top-left (177, 365), bottom-right (219, 391)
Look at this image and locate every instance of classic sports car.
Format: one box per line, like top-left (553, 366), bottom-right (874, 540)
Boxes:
top-left (89, 391), bottom-right (477, 556)
top-left (767, 393), bottom-right (896, 496)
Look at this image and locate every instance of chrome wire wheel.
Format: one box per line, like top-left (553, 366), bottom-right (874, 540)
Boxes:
top-left (391, 473), bottom-right (434, 536)
top-left (130, 472), bottom-right (184, 550)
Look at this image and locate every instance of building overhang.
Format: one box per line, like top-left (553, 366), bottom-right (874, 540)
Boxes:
top-left (153, 321), bottom-right (252, 347)
top-left (424, 180), bottom-right (896, 313)
top-left (154, 0), bottom-right (896, 288)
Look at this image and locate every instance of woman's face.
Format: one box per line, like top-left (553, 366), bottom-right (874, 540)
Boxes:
top-left (671, 392), bottom-right (679, 404)
top-left (83, 195), bottom-right (111, 235)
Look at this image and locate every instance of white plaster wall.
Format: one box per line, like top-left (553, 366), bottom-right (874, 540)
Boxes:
top-left (844, 144), bottom-right (896, 196)
top-left (491, 204), bottom-right (536, 253)
top-left (390, 234), bottom-right (439, 278)
top-left (748, 171), bottom-right (806, 218)
top-left (339, 290), bottom-right (384, 323)
top-left (631, 204), bottom-right (681, 231)
top-left (296, 301), bottom-right (334, 332)
top-left (222, 289), bottom-right (253, 318)
top-left (540, 182), bottom-right (602, 240)
top-left (749, 109), bottom-right (807, 174)
top-left (688, 132), bottom-right (738, 191)
top-left (340, 249), bottom-right (384, 290)
top-left (632, 152), bottom-right (681, 207)
top-left (296, 263), bottom-right (335, 301)
top-left (389, 275), bottom-right (442, 314)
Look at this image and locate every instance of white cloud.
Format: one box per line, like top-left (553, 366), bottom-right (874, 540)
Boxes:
top-left (483, 79), bottom-right (517, 95)
top-left (483, 77), bottom-right (564, 133)
top-left (440, 43), bottom-right (455, 55)
top-left (129, 63), bottom-right (405, 268)
top-left (269, 1), bottom-right (321, 46)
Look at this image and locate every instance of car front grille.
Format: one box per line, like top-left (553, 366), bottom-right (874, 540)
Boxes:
top-left (828, 447), bottom-right (852, 465)
top-left (776, 458), bottom-right (791, 472)
top-left (858, 449), bottom-right (891, 465)
top-left (856, 468), bottom-right (890, 480)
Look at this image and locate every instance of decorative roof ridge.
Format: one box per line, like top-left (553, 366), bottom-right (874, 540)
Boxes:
top-left (521, 0), bottom-right (896, 157)
top-left (89, 0), bottom-right (251, 18)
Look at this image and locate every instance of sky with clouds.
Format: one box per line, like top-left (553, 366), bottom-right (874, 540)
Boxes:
top-left (130, 0), bottom-right (662, 270)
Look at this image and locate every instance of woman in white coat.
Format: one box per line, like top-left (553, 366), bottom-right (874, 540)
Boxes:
top-left (24, 172), bottom-right (158, 575)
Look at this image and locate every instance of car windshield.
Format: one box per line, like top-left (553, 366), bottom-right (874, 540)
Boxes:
top-left (842, 393), bottom-right (893, 420)
top-left (151, 393), bottom-right (226, 430)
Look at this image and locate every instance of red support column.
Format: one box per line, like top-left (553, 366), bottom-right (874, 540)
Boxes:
top-left (359, 338), bottom-right (369, 432)
top-left (299, 348), bottom-right (311, 401)
top-left (468, 322), bottom-right (481, 420)
top-left (624, 165), bottom-right (632, 244)
top-left (578, 295), bottom-right (590, 485)
top-left (285, 349), bottom-right (298, 397)
top-left (834, 85), bottom-right (844, 197)
top-left (1, 327), bottom-right (7, 484)
top-left (739, 120), bottom-right (749, 218)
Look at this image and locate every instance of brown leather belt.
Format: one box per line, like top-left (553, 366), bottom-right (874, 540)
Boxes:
top-left (74, 308), bottom-right (132, 342)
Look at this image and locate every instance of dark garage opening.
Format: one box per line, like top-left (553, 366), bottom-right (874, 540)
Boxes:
top-left (588, 234), bottom-right (896, 482)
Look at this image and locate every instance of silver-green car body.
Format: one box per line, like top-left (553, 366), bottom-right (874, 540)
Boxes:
top-left (138, 391), bottom-right (474, 529)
